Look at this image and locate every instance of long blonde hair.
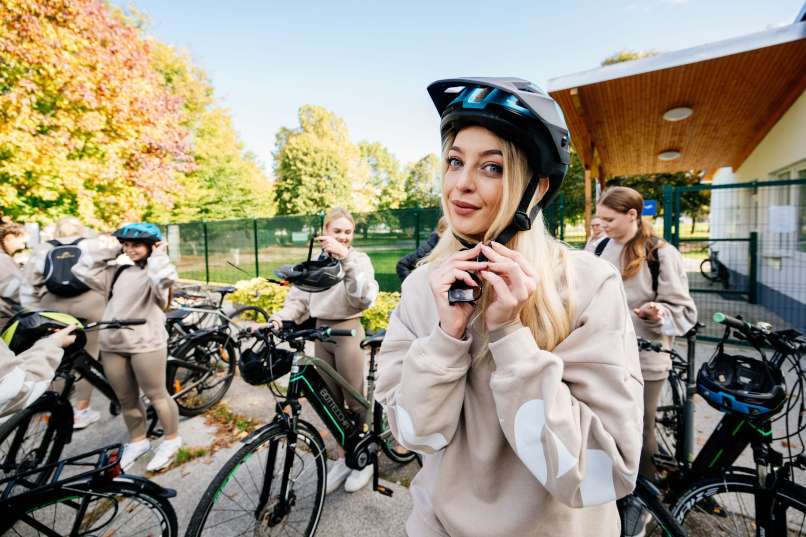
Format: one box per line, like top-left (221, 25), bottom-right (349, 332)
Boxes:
top-left (426, 130), bottom-right (575, 356)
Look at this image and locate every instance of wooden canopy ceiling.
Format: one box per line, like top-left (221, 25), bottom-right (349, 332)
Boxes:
top-left (547, 22), bottom-right (806, 178)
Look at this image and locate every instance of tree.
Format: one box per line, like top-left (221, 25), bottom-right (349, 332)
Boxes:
top-left (146, 42), bottom-right (274, 222)
top-left (360, 141), bottom-right (405, 210)
top-left (400, 154), bottom-right (441, 209)
top-left (0, 0), bottom-right (192, 227)
top-left (601, 50), bottom-right (659, 66)
top-left (272, 106), bottom-right (369, 215)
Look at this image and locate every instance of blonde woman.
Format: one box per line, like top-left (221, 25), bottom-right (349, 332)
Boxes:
top-left (596, 186), bottom-right (697, 479)
top-left (376, 78), bottom-right (643, 537)
top-left (267, 207), bottom-right (379, 494)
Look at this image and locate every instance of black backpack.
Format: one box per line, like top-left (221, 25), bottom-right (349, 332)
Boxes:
top-left (43, 239), bottom-right (91, 297)
top-left (594, 237), bottom-right (660, 295)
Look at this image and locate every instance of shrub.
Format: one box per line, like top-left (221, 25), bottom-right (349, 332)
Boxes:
top-left (362, 291), bottom-right (400, 333)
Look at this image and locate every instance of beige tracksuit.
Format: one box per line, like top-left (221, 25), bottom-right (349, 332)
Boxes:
top-left (0, 337), bottom-right (63, 420)
top-left (271, 249), bottom-right (379, 424)
top-left (21, 236), bottom-right (107, 402)
top-left (376, 249), bottom-right (643, 537)
top-left (595, 237), bottom-right (697, 476)
top-left (0, 251), bottom-right (23, 328)
top-left (72, 240), bottom-right (179, 437)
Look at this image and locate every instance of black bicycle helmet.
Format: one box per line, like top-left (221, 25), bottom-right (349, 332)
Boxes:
top-left (696, 348), bottom-right (786, 420)
top-left (238, 338), bottom-right (293, 386)
top-left (274, 256), bottom-right (345, 293)
top-left (1, 310), bottom-right (85, 354)
top-left (112, 223), bottom-right (163, 244)
top-left (428, 77), bottom-right (571, 245)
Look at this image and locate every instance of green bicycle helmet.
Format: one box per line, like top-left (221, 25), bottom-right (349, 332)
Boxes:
top-left (1, 310), bottom-right (85, 354)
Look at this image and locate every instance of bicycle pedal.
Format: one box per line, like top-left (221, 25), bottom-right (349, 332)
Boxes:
top-left (374, 484), bottom-right (394, 497)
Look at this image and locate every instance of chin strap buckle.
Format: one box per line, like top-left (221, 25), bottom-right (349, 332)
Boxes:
top-left (512, 210), bottom-right (532, 231)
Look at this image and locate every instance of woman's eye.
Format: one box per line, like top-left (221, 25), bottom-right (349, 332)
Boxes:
top-left (483, 163), bottom-right (503, 175)
top-left (446, 157), bottom-right (462, 168)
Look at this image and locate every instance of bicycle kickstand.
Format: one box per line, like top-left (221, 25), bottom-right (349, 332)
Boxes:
top-left (373, 456), bottom-right (393, 497)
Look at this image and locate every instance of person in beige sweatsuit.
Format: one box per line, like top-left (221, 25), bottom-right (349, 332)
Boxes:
top-left (268, 207), bottom-right (379, 494)
top-left (72, 224), bottom-right (181, 472)
top-left (377, 77), bottom-right (642, 537)
top-left (0, 223), bottom-right (27, 328)
top-left (21, 217), bottom-right (107, 430)
top-left (596, 186), bottom-right (697, 479)
top-left (0, 326), bottom-right (76, 421)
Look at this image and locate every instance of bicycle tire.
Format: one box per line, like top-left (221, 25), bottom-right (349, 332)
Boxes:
top-left (0, 478), bottom-right (178, 536)
top-left (0, 394), bottom-right (72, 485)
top-left (375, 402), bottom-right (420, 465)
top-left (167, 331), bottom-right (237, 416)
top-left (655, 371), bottom-right (685, 469)
top-left (619, 479), bottom-right (686, 537)
top-left (228, 305), bottom-right (270, 324)
top-left (700, 258), bottom-right (720, 283)
top-left (671, 471), bottom-right (806, 536)
top-left (185, 420), bottom-right (326, 537)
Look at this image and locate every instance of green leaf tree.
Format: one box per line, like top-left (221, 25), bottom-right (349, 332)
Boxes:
top-left (401, 154), bottom-right (441, 209)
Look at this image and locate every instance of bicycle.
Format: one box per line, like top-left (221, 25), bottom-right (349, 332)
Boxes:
top-left (699, 246), bottom-right (730, 289)
top-left (0, 443), bottom-right (178, 536)
top-left (185, 324), bottom-right (419, 537)
top-left (652, 312), bottom-right (806, 535)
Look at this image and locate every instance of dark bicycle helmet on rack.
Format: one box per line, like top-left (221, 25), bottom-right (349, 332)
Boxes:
top-left (1, 310), bottom-right (85, 354)
top-left (696, 346), bottom-right (786, 420)
top-left (112, 223), bottom-right (163, 244)
top-left (428, 76), bottom-right (571, 246)
top-left (238, 335), bottom-right (293, 386)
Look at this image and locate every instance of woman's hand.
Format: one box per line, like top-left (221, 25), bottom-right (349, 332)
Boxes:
top-left (250, 319), bottom-right (282, 333)
top-left (47, 325), bottom-right (77, 348)
top-left (429, 243), bottom-right (487, 339)
top-left (478, 242), bottom-right (538, 331)
top-left (316, 236), bottom-right (349, 260)
top-left (633, 302), bottom-right (666, 323)
top-left (153, 241), bottom-right (169, 256)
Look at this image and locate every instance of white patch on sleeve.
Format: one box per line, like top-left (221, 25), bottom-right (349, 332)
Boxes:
top-left (21, 380), bottom-right (49, 408)
top-left (514, 399), bottom-right (579, 485)
top-left (579, 449), bottom-right (617, 506)
top-left (1, 278), bottom-right (20, 298)
top-left (0, 368), bottom-right (26, 405)
top-left (395, 405), bottom-right (447, 452)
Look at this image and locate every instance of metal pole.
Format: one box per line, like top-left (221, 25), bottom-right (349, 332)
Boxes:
top-left (253, 219), bottom-right (260, 278)
top-left (414, 209), bottom-right (421, 250)
top-left (749, 231), bottom-right (758, 304)
top-left (663, 185), bottom-right (673, 243)
top-left (558, 194), bottom-right (565, 241)
top-left (202, 221), bottom-right (210, 285)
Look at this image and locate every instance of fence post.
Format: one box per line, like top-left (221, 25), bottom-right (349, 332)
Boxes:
top-left (663, 185), bottom-right (674, 243)
top-left (558, 194), bottom-right (565, 241)
top-left (414, 209), bottom-right (421, 250)
top-left (748, 231), bottom-right (758, 304)
top-left (202, 221), bottom-right (210, 285)
top-left (253, 219), bottom-right (259, 278)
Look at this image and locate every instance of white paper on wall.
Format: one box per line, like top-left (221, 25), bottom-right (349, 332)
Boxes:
top-left (768, 205), bottom-right (797, 233)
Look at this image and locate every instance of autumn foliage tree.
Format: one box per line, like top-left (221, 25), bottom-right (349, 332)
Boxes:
top-left (0, 0), bottom-right (192, 227)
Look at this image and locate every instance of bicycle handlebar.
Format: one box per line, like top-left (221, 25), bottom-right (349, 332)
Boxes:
top-left (712, 312), bottom-right (754, 334)
top-left (84, 319), bottom-right (147, 330)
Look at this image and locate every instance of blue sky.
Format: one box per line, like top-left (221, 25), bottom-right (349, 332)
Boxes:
top-left (116, 0), bottom-right (803, 172)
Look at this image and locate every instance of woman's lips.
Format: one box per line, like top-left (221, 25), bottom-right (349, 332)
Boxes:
top-left (451, 200), bottom-right (480, 216)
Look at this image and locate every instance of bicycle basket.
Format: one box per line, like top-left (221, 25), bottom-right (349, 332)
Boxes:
top-left (696, 347), bottom-right (786, 420)
top-left (238, 337), bottom-right (293, 386)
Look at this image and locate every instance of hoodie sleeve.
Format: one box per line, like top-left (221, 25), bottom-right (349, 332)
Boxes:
top-left (71, 239), bottom-right (120, 295)
top-left (20, 243), bottom-right (51, 308)
top-left (270, 286), bottom-right (312, 325)
top-left (0, 337), bottom-right (63, 419)
top-left (488, 265), bottom-right (643, 508)
top-left (375, 273), bottom-right (471, 454)
top-left (146, 248), bottom-right (177, 310)
top-left (0, 254), bottom-right (22, 308)
top-left (339, 251), bottom-right (378, 311)
top-left (649, 245), bottom-right (698, 337)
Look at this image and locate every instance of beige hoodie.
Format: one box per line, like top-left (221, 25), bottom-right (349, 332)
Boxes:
top-left (376, 250), bottom-right (643, 537)
top-left (0, 252), bottom-right (22, 328)
top-left (0, 337), bottom-right (63, 420)
top-left (271, 249), bottom-right (378, 323)
top-left (72, 239), bottom-right (177, 354)
top-left (596, 239), bottom-right (697, 381)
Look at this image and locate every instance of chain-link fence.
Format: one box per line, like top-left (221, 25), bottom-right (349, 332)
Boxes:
top-left (664, 177), bottom-right (806, 339)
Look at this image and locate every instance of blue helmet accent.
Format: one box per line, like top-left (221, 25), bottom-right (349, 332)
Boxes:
top-left (113, 223), bottom-right (164, 243)
top-left (448, 87), bottom-right (537, 118)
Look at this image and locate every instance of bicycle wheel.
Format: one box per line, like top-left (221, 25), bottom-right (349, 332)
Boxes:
top-left (186, 421), bottom-right (326, 537)
top-left (228, 305), bottom-right (270, 325)
top-left (0, 395), bottom-right (72, 484)
top-left (700, 258), bottom-right (719, 283)
top-left (167, 331), bottom-right (237, 416)
top-left (671, 472), bottom-right (806, 536)
top-left (619, 479), bottom-right (686, 537)
top-left (655, 371), bottom-right (684, 467)
top-left (2, 478), bottom-right (178, 536)
top-left (376, 402), bottom-right (419, 465)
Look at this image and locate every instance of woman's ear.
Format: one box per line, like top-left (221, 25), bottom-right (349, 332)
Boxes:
top-left (627, 208), bottom-right (638, 221)
top-left (535, 178), bottom-right (550, 203)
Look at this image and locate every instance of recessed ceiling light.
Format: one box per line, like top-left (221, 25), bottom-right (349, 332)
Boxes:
top-left (663, 107), bottom-right (693, 122)
top-left (658, 150), bottom-right (681, 161)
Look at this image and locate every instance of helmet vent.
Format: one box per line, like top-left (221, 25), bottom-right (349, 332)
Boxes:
top-left (444, 85), bottom-right (465, 94)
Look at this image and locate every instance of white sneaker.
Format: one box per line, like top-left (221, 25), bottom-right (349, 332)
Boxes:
top-left (344, 466), bottom-right (372, 493)
top-left (120, 439), bottom-right (150, 471)
top-left (325, 459), bottom-right (351, 494)
top-left (146, 436), bottom-right (183, 472)
top-left (73, 408), bottom-right (100, 430)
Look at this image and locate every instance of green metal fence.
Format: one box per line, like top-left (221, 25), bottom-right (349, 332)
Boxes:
top-left (664, 178), bottom-right (806, 339)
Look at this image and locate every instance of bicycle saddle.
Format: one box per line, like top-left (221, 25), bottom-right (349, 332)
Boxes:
top-left (165, 309), bottom-right (191, 320)
top-left (360, 329), bottom-right (386, 350)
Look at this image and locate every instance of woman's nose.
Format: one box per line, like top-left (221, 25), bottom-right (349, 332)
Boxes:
top-left (455, 168), bottom-right (476, 192)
